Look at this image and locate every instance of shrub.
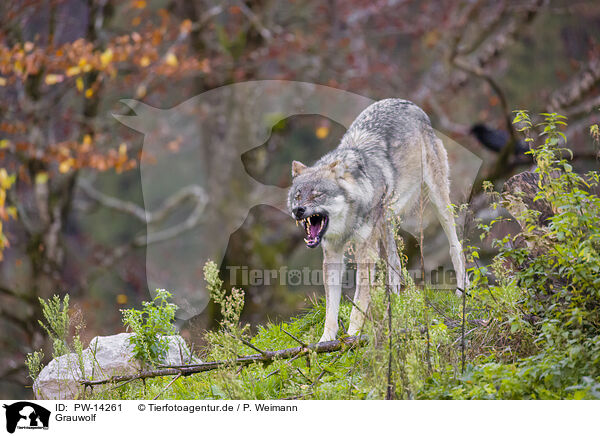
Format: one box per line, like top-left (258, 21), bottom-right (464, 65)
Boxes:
top-left (26, 294), bottom-right (87, 382)
top-left (121, 289), bottom-right (178, 367)
top-left (420, 111), bottom-right (600, 399)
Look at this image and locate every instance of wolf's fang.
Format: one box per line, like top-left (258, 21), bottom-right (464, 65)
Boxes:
top-left (304, 238), bottom-right (309, 244)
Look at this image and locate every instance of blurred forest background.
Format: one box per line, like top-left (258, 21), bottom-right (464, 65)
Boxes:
top-left (1, 0), bottom-right (600, 399)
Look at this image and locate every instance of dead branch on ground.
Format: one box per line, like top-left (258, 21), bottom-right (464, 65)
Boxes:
top-left (80, 335), bottom-right (368, 388)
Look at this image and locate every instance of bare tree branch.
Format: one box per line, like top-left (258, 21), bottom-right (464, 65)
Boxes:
top-left (236, 1), bottom-right (273, 41)
top-left (80, 335), bottom-right (368, 387)
top-left (548, 58), bottom-right (600, 112)
top-left (563, 94), bottom-right (600, 119)
top-left (425, 92), bottom-right (470, 136)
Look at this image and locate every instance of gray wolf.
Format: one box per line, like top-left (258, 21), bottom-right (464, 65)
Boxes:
top-left (288, 98), bottom-right (468, 342)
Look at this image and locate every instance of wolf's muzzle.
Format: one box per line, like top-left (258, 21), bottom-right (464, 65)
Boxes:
top-left (292, 206), bottom-right (306, 219)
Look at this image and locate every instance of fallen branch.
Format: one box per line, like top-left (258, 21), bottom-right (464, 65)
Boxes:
top-left (80, 335), bottom-right (368, 387)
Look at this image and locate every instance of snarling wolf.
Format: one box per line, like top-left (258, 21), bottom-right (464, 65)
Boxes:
top-left (288, 99), bottom-right (467, 342)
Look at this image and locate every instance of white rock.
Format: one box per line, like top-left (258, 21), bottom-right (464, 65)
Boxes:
top-left (33, 333), bottom-right (200, 400)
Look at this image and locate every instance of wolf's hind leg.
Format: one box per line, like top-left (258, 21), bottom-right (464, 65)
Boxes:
top-left (348, 246), bottom-right (376, 336)
top-left (423, 139), bottom-right (468, 293)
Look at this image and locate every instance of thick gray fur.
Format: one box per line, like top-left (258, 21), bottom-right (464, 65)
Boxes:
top-left (288, 98), bottom-right (467, 342)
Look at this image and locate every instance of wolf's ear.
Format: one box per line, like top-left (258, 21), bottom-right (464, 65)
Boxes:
top-left (292, 160), bottom-right (308, 177)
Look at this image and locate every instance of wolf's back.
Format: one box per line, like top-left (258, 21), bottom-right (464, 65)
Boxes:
top-left (341, 98), bottom-right (435, 149)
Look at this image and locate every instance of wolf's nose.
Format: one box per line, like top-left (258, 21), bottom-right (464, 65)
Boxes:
top-left (292, 207), bottom-right (305, 219)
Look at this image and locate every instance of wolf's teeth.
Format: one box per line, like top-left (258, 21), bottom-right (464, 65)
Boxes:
top-left (304, 238), bottom-right (309, 244)
top-left (319, 220), bottom-right (324, 231)
top-left (296, 220), bottom-right (299, 227)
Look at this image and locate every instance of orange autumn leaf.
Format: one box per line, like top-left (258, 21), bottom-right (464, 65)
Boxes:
top-left (100, 48), bottom-right (113, 67)
top-left (58, 158), bottom-right (75, 174)
top-left (180, 19), bottom-right (193, 35)
top-left (45, 74), bottom-right (64, 85)
top-left (315, 126), bottom-right (329, 139)
top-left (165, 52), bottom-right (178, 67)
top-left (66, 66), bottom-right (81, 77)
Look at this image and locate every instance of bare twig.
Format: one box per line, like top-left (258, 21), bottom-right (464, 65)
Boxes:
top-left (310, 351), bottom-right (344, 389)
top-left (152, 373), bottom-right (182, 400)
top-left (281, 328), bottom-right (307, 348)
top-left (385, 272), bottom-right (394, 400)
top-left (344, 294), bottom-right (370, 321)
top-left (418, 163), bottom-right (432, 374)
top-left (236, 1), bottom-right (273, 41)
top-left (237, 337), bottom-right (267, 356)
top-left (296, 367), bottom-right (313, 385)
top-left (461, 284), bottom-right (467, 373)
top-left (548, 58), bottom-right (600, 112)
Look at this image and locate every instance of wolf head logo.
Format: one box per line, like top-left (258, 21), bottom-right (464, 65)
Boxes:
top-left (114, 81), bottom-right (480, 318)
top-left (114, 81), bottom-right (381, 318)
top-left (3, 402), bottom-right (50, 433)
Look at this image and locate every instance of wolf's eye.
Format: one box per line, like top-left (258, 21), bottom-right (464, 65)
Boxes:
top-left (295, 192), bottom-right (301, 201)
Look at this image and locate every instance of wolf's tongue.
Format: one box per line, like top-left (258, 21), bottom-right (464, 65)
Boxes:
top-left (309, 222), bottom-right (320, 239)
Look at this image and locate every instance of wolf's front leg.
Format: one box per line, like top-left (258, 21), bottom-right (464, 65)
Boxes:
top-left (348, 256), bottom-right (376, 336)
top-left (320, 247), bottom-right (344, 342)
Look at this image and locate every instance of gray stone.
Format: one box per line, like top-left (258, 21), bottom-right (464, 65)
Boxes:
top-left (33, 333), bottom-right (199, 400)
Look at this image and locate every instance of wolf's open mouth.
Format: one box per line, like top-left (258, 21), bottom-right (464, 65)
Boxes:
top-left (296, 213), bottom-right (329, 248)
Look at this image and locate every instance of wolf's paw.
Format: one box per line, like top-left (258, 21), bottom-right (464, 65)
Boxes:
top-left (347, 324), bottom-right (361, 337)
top-left (318, 329), bottom-right (338, 343)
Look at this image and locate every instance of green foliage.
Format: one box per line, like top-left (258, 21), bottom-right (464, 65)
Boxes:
top-left (24, 350), bottom-right (44, 382)
top-left (90, 259), bottom-right (476, 400)
top-left (202, 260), bottom-right (249, 362)
top-left (508, 111), bottom-right (600, 333)
top-left (422, 111), bottom-right (600, 399)
top-left (28, 294), bottom-right (88, 383)
top-left (121, 289), bottom-right (178, 367)
top-left (36, 115), bottom-right (600, 398)
top-left (203, 261), bottom-right (245, 334)
top-left (38, 294), bottom-right (71, 358)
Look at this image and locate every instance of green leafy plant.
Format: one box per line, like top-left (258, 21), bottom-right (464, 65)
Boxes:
top-left (27, 294), bottom-right (88, 383)
top-left (121, 289), bottom-right (178, 367)
top-left (508, 111), bottom-right (600, 332)
top-left (38, 294), bottom-right (71, 358)
top-left (36, 114), bottom-right (600, 399)
top-left (24, 350), bottom-right (44, 382)
top-left (202, 260), bottom-right (249, 365)
top-left (421, 111), bottom-right (600, 399)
